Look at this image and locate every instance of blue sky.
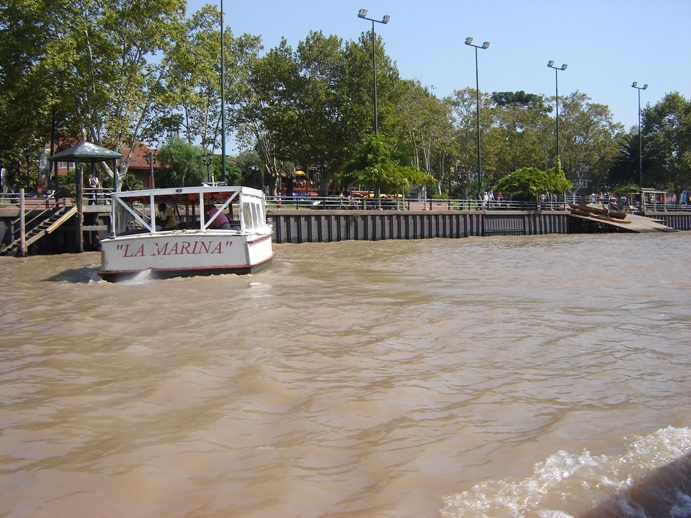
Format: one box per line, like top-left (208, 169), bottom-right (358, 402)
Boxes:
top-left (187, 0), bottom-right (690, 132)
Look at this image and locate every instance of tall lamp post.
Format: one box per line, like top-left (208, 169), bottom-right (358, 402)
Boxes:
top-left (465, 37), bottom-right (489, 199)
top-left (202, 150), bottom-right (214, 183)
top-left (632, 81), bottom-right (648, 213)
top-left (358, 9), bottom-right (390, 135)
top-left (248, 163), bottom-right (261, 191)
top-left (145, 149), bottom-right (157, 189)
top-left (547, 60), bottom-right (568, 164)
top-left (220, 0), bottom-right (227, 183)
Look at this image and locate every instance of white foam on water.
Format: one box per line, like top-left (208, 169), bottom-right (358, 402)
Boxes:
top-left (121, 269), bottom-right (153, 285)
top-left (441, 427), bottom-right (691, 518)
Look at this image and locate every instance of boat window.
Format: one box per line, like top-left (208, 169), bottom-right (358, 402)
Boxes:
top-left (254, 203), bottom-right (264, 228)
top-left (242, 202), bottom-right (253, 230)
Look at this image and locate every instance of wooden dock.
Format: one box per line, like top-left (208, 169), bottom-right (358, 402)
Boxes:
top-left (567, 205), bottom-right (676, 233)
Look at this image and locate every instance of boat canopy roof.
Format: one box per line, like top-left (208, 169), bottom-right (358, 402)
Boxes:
top-left (111, 185), bottom-right (264, 204)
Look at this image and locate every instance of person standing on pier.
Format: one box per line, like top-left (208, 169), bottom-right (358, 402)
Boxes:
top-left (88, 174), bottom-right (100, 205)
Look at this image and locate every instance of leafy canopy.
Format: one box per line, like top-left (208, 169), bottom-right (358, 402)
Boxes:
top-left (156, 137), bottom-right (205, 187)
top-left (493, 160), bottom-right (571, 199)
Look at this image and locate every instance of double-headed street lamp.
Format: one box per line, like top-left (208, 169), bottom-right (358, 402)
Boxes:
top-left (145, 149), bottom-right (157, 189)
top-left (465, 37), bottom-right (489, 199)
top-left (632, 81), bottom-right (648, 212)
top-left (547, 61), bottom-right (568, 165)
top-left (248, 163), bottom-right (262, 192)
top-left (358, 9), bottom-right (390, 135)
top-left (202, 150), bottom-right (214, 183)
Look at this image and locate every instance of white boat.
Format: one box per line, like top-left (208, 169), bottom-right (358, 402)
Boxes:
top-left (99, 185), bottom-right (274, 281)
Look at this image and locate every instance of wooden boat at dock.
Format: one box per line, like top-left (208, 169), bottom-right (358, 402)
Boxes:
top-left (568, 203), bottom-right (627, 220)
top-left (99, 185), bottom-right (274, 281)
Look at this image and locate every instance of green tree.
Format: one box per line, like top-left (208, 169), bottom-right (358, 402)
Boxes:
top-left (493, 166), bottom-right (550, 204)
top-left (0, 0), bottom-right (187, 187)
top-left (607, 132), bottom-right (651, 188)
top-left (446, 89), bottom-right (477, 198)
top-left (643, 92), bottom-right (691, 197)
top-left (342, 134), bottom-right (434, 202)
top-left (391, 80), bottom-right (454, 195)
top-left (0, 0), bottom-right (74, 163)
top-left (491, 91), bottom-right (551, 175)
top-left (447, 88), bottom-right (495, 198)
top-left (163, 6), bottom-right (262, 151)
top-left (546, 158), bottom-right (573, 194)
top-left (243, 31), bottom-right (398, 195)
top-left (156, 137), bottom-right (205, 187)
top-left (342, 134), bottom-right (393, 197)
top-left (556, 91), bottom-right (622, 193)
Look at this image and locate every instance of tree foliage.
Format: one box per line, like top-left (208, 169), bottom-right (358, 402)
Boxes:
top-left (492, 160), bottom-right (571, 202)
top-left (0, 0), bottom-right (187, 185)
top-left (241, 30), bottom-right (400, 195)
top-left (493, 167), bottom-right (549, 199)
top-left (155, 137), bottom-right (204, 187)
top-left (391, 80), bottom-right (453, 194)
top-left (342, 134), bottom-right (434, 197)
top-left (642, 92), bottom-right (691, 196)
top-left (1, 2), bottom-right (686, 199)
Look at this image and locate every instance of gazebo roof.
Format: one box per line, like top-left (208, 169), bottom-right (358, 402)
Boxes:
top-left (49, 141), bottom-right (123, 162)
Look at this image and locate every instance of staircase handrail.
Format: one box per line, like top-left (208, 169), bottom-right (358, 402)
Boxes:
top-left (8, 195), bottom-right (67, 243)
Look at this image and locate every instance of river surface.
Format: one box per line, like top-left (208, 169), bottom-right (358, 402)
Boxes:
top-left (1, 233), bottom-right (690, 518)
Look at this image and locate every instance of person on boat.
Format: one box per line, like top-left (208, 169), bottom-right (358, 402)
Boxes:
top-left (157, 203), bottom-right (178, 230)
top-left (206, 204), bottom-right (231, 230)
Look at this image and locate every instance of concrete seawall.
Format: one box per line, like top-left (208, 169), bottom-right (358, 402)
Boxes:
top-left (653, 213), bottom-right (691, 231)
top-left (269, 210), bottom-right (571, 244)
top-left (269, 209), bottom-right (691, 244)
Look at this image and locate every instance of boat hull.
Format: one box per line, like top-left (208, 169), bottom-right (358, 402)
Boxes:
top-left (99, 231), bottom-right (273, 282)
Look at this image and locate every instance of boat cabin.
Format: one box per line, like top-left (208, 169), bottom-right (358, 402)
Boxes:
top-left (110, 186), bottom-right (269, 237)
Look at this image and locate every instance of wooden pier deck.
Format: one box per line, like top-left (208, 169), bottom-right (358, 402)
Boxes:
top-left (568, 210), bottom-right (675, 233)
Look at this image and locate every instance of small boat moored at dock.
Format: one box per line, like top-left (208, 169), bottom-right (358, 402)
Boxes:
top-left (99, 185), bottom-right (274, 281)
top-left (568, 203), bottom-right (627, 220)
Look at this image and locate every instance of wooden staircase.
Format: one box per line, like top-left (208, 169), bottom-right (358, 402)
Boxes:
top-left (1, 206), bottom-right (77, 256)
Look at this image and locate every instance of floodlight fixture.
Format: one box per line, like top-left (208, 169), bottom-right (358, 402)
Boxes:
top-left (358, 9), bottom-right (391, 134)
top-left (547, 59), bottom-right (568, 163)
top-left (465, 36), bottom-right (490, 198)
top-left (632, 81), bottom-right (649, 212)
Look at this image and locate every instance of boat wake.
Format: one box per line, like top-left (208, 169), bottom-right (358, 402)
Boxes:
top-left (122, 269), bottom-right (153, 285)
top-left (441, 427), bottom-right (691, 518)
top-left (46, 266), bottom-right (102, 283)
